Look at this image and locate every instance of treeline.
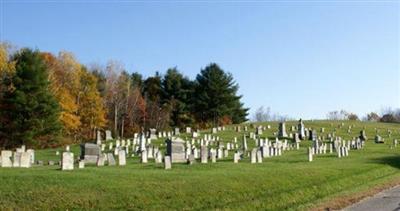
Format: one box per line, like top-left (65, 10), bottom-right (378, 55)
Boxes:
top-left (326, 109), bottom-right (400, 123)
top-left (0, 44), bottom-right (248, 148)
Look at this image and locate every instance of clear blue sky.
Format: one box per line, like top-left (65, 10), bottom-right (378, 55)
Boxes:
top-left (1, 1), bottom-right (399, 119)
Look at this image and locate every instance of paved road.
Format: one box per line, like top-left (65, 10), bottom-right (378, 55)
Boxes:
top-left (343, 185), bottom-right (400, 211)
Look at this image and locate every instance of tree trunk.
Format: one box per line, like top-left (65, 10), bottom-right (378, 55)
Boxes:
top-left (114, 104), bottom-right (118, 137)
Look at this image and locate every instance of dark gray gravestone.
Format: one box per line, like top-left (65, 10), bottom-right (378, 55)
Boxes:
top-left (80, 143), bottom-right (100, 164)
top-left (165, 138), bottom-right (186, 163)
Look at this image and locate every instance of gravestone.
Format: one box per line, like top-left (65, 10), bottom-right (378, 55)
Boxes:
top-left (164, 156), bottom-right (172, 170)
top-left (359, 130), bottom-right (367, 141)
top-left (293, 133), bottom-right (300, 143)
top-left (149, 128), bottom-right (157, 140)
top-left (256, 150), bottom-right (262, 163)
top-left (13, 152), bottom-right (21, 167)
top-left (1, 150), bottom-right (12, 167)
top-left (309, 130), bottom-right (317, 141)
top-left (278, 122), bottom-right (288, 138)
top-left (261, 145), bottom-right (269, 158)
top-left (80, 143), bottom-right (100, 164)
top-left (96, 130), bottom-right (102, 145)
top-left (200, 146), bottom-right (208, 163)
top-left (78, 161), bottom-right (85, 169)
top-left (20, 152), bottom-right (31, 168)
top-left (186, 127), bottom-right (192, 133)
top-left (234, 152), bottom-right (240, 163)
top-left (155, 152), bottom-right (162, 163)
top-left (256, 126), bottom-right (263, 135)
top-left (308, 147), bottom-right (313, 162)
top-left (187, 154), bottom-right (195, 165)
top-left (105, 130), bottom-right (113, 141)
top-left (165, 138), bottom-right (186, 163)
top-left (26, 149), bottom-right (35, 164)
top-left (243, 135), bottom-right (248, 151)
top-left (375, 135), bottom-right (384, 143)
top-left (141, 150), bottom-right (148, 163)
top-left (96, 153), bottom-right (107, 166)
top-left (211, 151), bottom-right (217, 163)
top-left (118, 150), bottom-right (126, 166)
top-left (250, 148), bottom-right (257, 164)
top-left (107, 153), bottom-right (116, 166)
top-left (61, 152), bottom-right (74, 170)
top-left (174, 128), bottom-right (180, 135)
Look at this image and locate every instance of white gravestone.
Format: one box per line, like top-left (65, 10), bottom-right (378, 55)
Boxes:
top-left (61, 152), bottom-right (74, 170)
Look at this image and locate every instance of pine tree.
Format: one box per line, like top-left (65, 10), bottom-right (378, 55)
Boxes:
top-left (162, 67), bottom-right (195, 127)
top-left (194, 63), bottom-right (248, 126)
top-left (0, 48), bottom-right (61, 148)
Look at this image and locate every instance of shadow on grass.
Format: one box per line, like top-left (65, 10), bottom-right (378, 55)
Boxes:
top-left (371, 155), bottom-right (400, 169)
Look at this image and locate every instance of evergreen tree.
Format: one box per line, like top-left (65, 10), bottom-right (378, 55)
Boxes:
top-left (130, 72), bottom-right (143, 90)
top-left (194, 63), bottom-right (248, 126)
top-left (0, 49), bottom-right (61, 148)
top-left (162, 67), bottom-right (195, 127)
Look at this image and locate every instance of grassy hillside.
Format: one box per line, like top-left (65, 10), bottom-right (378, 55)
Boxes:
top-left (0, 120), bottom-right (399, 210)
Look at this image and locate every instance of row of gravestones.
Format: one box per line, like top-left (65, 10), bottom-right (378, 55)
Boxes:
top-left (1, 146), bottom-right (35, 168)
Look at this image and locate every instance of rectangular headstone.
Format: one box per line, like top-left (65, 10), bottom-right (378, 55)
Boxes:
top-left (164, 155), bottom-right (171, 170)
top-left (78, 160), bottom-right (85, 169)
top-left (200, 146), bottom-right (208, 163)
top-left (118, 150), bottom-right (126, 166)
top-left (1, 150), bottom-right (12, 167)
top-left (97, 153), bottom-right (107, 166)
top-left (13, 152), bottom-right (21, 167)
top-left (80, 143), bottom-right (100, 164)
top-left (107, 153), bottom-right (116, 166)
top-left (165, 138), bottom-right (186, 163)
top-left (61, 152), bottom-right (74, 170)
top-left (20, 152), bottom-right (31, 168)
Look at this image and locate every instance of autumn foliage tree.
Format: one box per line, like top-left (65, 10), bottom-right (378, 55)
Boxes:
top-left (42, 52), bottom-right (81, 137)
top-left (0, 43), bottom-right (249, 148)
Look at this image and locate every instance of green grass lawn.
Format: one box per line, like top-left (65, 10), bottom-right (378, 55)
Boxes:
top-left (0, 120), bottom-right (399, 210)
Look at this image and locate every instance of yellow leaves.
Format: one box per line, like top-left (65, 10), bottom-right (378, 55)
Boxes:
top-left (43, 52), bottom-right (82, 135)
top-left (0, 43), bottom-right (16, 95)
top-left (78, 69), bottom-right (107, 129)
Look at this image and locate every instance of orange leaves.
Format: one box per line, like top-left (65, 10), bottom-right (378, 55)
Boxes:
top-left (42, 51), bottom-right (106, 138)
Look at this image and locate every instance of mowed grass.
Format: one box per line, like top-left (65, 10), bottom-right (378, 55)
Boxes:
top-left (0, 120), bottom-right (399, 210)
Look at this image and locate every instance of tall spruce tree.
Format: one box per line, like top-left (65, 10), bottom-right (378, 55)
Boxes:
top-left (0, 48), bottom-right (61, 148)
top-left (162, 68), bottom-right (195, 127)
top-left (194, 63), bottom-right (248, 125)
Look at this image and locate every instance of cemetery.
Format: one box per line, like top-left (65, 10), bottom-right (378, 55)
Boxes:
top-left (1, 2), bottom-right (398, 210)
top-left (0, 120), bottom-right (399, 210)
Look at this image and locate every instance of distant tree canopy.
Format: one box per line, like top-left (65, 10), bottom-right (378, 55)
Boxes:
top-left (0, 44), bottom-right (248, 148)
top-left (366, 112), bottom-right (380, 122)
top-left (347, 113), bottom-right (359, 121)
